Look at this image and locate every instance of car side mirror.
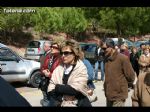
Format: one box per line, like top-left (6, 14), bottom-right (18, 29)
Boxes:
top-left (15, 58), bottom-right (20, 63)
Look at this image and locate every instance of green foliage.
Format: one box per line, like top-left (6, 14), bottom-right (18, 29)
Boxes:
top-left (60, 7), bottom-right (88, 35)
top-left (1, 7), bottom-right (150, 40)
top-left (98, 7), bottom-right (150, 36)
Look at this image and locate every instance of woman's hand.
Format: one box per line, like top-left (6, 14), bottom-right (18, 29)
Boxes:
top-left (87, 89), bottom-right (93, 96)
top-left (42, 69), bottom-right (51, 77)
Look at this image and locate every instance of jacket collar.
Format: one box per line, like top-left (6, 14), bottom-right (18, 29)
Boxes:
top-left (107, 50), bottom-right (118, 61)
top-left (44, 50), bottom-right (51, 56)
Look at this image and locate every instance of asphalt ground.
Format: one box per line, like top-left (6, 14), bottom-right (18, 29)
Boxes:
top-left (18, 72), bottom-right (137, 107)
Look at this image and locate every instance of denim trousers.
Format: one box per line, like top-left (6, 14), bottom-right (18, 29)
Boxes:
top-left (94, 61), bottom-right (104, 81)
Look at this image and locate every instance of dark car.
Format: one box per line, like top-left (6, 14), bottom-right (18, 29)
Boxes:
top-left (79, 42), bottom-right (97, 65)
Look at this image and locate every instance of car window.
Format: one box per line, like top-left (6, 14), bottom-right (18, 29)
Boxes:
top-left (124, 40), bottom-right (133, 47)
top-left (27, 41), bottom-right (40, 48)
top-left (0, 48), bottom-right (17, 61)
top-left (80, 44), bottom-right (96, 52)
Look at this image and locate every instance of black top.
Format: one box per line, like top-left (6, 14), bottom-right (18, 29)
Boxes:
top-left (0, 76), bottom-right (31, 107)
top-left (54, 64), bottom-right (92, 107)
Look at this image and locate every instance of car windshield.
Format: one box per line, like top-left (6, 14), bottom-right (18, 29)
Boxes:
top-left (134, 41), bottom-right (146, 48)
top-left (27, 41), bottom-right (40, 48)
top-left (124, 40), bottom-right (133, 46)
top-left (0, 48), bottom-right (18, 61)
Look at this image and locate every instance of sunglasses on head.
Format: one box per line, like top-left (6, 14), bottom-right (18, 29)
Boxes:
top-left (61, 51), bottom-right (74, 56)
top-left (51, 46), bottom-right (59, 49)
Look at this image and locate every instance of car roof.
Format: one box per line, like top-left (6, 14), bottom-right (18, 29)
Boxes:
top-left (145, 41), bottom-right (150, 44)
top-left (0, 43), bottom-right (8, 48)
top-left (79, 42), bottom-right (97, 45)
top-left (29, 40), bottom-right (51, 42)
top-left (28, 40), bottom-right (52, 45)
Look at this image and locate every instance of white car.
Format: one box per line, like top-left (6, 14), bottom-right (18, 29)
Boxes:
top-left (0, 43), bottom-right (42, 88)
top-left (24, 40), bottom-right (52, 61)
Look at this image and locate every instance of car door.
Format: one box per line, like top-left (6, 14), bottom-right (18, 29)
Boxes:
top-left (0, 47), bottom-right (27, 82)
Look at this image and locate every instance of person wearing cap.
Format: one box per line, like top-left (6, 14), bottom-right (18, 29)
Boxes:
top-left (48, 39), bottom-right (92, 107)
top-left (39, 40), bottom-right (62, 106)
top-left (101, 38), bottom-right (135, 107)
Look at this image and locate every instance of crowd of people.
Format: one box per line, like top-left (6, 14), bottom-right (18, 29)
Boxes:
top-left (0, 36), bottom-right (149, 107)
top-left (37, 36), bottom-right (150, 107)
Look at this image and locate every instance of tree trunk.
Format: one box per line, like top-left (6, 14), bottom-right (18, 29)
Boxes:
top-left (116, 21), bottom-right (121, 37)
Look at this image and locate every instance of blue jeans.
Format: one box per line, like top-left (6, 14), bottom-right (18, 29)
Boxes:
top-left (94, 61), bottom-right (105, 81)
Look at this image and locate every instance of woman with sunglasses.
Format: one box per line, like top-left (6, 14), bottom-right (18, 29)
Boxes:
top-left (48, 39), bottom-right (92, 107)
top-left (39, 40), bottom-right (62, 107)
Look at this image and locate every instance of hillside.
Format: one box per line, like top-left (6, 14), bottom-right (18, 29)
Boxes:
top-left (8, 45), bottom-right (25, 57)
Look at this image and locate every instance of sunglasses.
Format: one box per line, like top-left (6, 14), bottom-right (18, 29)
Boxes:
top-left (102, 48), bottom-right (107, 51)
top-left (61, 51), bottom-right (74, 56)
top-left (51, 46), bottom-right (59, 49)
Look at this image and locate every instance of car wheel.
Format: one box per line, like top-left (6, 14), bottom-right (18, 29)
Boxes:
top-left (30, 71), bottom-right (42, 88)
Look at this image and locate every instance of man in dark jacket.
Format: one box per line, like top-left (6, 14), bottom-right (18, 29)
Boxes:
top-left (0, 76), bottom-right (31, 107)
top-left (94, 40), bottom-right (105, 82)
top-left (102, 38), bottom-right (135, 107)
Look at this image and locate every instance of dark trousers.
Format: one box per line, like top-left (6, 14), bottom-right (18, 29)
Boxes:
top-left (77, 95), bottom-right (92, 107)
top-left (39, 76), bottom-right (50, 106)
top-left (42, 91), bottom-right (49, 101)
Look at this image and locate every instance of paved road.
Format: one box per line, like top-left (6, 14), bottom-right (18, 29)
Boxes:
top-left (16, 80), bottom-right (135, 107)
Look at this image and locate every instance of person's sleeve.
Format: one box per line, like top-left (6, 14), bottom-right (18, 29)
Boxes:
top-left (54, 84), bottom-right (81, 96)
top-left (122, 56), bottom-right (135, 84)
top-left (84, 60), bottom-right (94, 81)
top-left (131, 79), bottom-right (140, 107)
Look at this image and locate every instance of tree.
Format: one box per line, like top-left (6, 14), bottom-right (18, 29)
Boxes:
top-left (98, 7), bottom-right (150, 37)
top-left (60, 7), bottom-right (88, 37)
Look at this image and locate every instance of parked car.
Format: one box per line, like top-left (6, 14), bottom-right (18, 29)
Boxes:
top-left (79, 42), bottom-right (97, 65)
top-left (133, 41), bottom-right (147, 49)
top-left (0, 43), bottom-right (42, 88)
top-left (24, 40), bottom-right (52, 61)
top-left (111, 37), bottom-right (125, 45)
top-left (145, 40), bottom-right (150, 45)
